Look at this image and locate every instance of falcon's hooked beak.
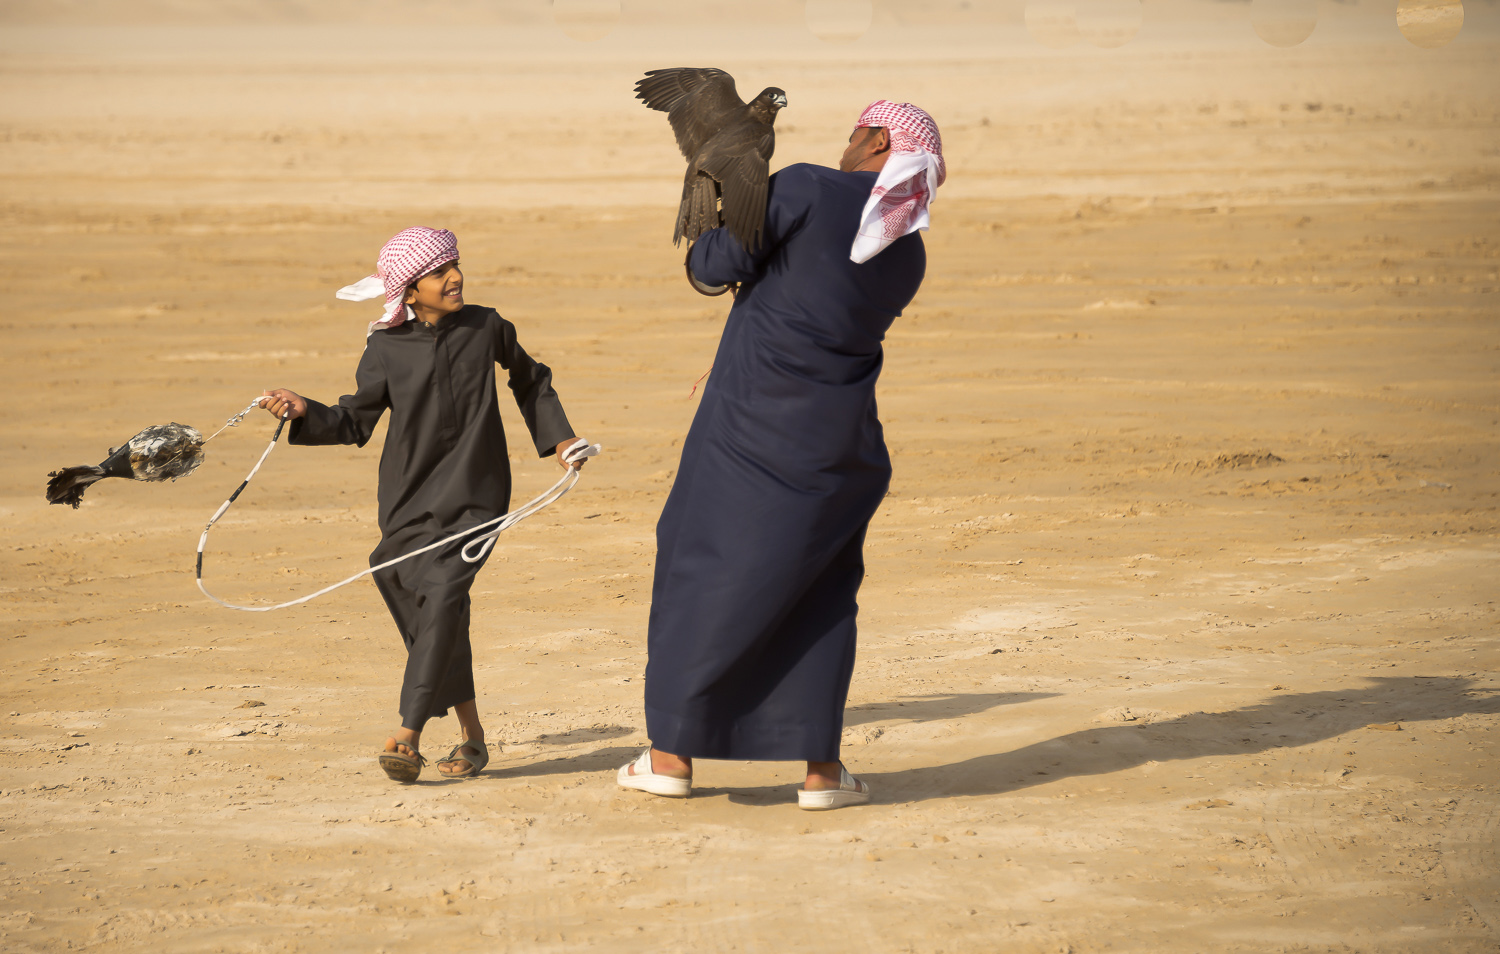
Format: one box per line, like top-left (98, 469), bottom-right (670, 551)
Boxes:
top-left (772, 92), bottom-right (788, 109)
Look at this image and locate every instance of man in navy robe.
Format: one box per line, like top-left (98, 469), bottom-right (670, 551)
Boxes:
top-left (619, 101), bottom-right (947, 810)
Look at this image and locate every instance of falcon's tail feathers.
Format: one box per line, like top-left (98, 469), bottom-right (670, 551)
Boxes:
top-left (46, 465), bottom-right (108, 509)
top-left (677, 172), bottom-right (720, 248)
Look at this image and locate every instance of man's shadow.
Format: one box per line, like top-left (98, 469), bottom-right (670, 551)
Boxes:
top-left (479, 678), bottom-right (1495, 799)
top-left (708, 676), bottom-right (1493, 804)
top-left (861, 676), bottom-right (1496, 803)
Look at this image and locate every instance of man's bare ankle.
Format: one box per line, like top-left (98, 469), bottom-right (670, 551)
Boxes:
top-left (805, 760), bottom-right (842, 790)
top-left (650, 748), bottom-right (692, 779)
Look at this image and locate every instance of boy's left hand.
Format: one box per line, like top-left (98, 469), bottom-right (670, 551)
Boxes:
top-left (555, 438), bottom-right (587, 470)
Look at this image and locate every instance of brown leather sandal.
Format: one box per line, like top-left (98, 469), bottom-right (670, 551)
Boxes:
top-left (378, 739), bottom-right (426, 783)
top-left (435, 739), bottom-right (489, 779)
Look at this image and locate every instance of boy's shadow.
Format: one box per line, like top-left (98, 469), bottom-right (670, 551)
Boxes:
top-left (844, 691), bottom-right (1060, 728)
top-left (485, 744), bottom-right (642, 780)
top-left (481, 693), bottom-right (1050, 783)
top-left (526, 724), bottom-right (635, 746)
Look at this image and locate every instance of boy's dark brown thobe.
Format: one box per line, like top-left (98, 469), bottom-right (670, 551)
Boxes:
top-left (289, 305), bottom-right (575, 731)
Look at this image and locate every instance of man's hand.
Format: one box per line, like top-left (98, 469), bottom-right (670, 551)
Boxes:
top-left (555, 438), bottom-right (587, 470)
top-left (261, 389), bottom-right (307, 421)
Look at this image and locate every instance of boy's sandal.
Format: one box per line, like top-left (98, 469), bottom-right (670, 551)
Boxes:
top-left (616, 749), bottom-right (692, 798)
top-left (797, 764), bottom-right (871, 811)
top-left (378, 740), bottom-right (427, 783)
top-left (435, 740), bottom-right (489, 779)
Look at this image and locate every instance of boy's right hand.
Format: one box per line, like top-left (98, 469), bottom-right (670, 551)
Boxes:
top-left (260, 389), bottom-right (307, 421)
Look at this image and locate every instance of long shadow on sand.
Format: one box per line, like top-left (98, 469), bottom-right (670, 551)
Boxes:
top-left (479, 678), bottom-right (1495, 799)
top-left (861, 676), bottom-right (1498, 803)
top-left (704, 676), bottom-right (1496, 805)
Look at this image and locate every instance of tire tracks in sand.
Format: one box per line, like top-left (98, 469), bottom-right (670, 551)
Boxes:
top-left (1261, 742), bottom-right (1350, 889)
top-left (1444, 796), bottom-right (1500, 939)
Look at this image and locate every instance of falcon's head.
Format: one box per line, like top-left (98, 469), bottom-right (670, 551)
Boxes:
top-left (751, 87), bottom-right (789, 122)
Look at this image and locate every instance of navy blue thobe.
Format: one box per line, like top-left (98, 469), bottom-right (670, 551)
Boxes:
top-left (645, 163), bottom-right (928, 761)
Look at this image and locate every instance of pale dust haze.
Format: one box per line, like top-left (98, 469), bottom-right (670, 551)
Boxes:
top-left (1, 1), bottom-right (1498, 952)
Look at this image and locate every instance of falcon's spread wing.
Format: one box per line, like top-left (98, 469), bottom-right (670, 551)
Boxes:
top-left (638, 67), bottom-right (782, 253)
top-left (635, 68), bottom-right (746, 161)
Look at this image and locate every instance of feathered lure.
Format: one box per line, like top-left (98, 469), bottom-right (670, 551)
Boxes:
top-left (46, 423), bottom-right (206, 508)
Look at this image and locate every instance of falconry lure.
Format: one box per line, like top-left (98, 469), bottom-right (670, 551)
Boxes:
top-left (635, 68), bottom-right (787, 256)
top-left (45, 423), bottom-right (206, 508)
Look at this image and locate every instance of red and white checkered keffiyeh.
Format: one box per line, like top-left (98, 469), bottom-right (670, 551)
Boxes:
top-left (850, 101), bottom-right (946, 264)
top-left (336, 227), bottom-right (460, 334)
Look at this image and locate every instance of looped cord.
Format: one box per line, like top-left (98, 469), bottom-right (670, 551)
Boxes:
top-left (195, 398), bottom-right (600, 613)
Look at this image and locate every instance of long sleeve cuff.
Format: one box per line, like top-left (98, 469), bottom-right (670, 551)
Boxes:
top-left (688, 234), bottom-right (754, 288)
top-left (287, 398), bottom-right (339, 446)
top-left (530, 401), bottom-right (576, 458)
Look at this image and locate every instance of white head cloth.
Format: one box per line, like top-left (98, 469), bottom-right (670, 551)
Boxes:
top-left (336, 227), bottom-right (460, 335)
top-left (849, 101), bottom-right (946, 265)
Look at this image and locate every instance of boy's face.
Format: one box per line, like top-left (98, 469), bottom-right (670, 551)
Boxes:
top-left (404, 260), bottom-right (464, 318)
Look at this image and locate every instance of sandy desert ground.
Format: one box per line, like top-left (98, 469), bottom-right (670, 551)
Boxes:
top-left (1, 2), bottom-right (1498, 951)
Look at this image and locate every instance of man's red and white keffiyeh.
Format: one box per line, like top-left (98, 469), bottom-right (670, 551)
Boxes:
top-left (850, 101), bottom-right (946, 264)
top-left (336, 227), bottom-right (460, 334)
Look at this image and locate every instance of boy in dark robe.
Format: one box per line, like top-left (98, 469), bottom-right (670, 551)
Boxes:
top-left (261, 227), bottom-right (582, 782)
top-left (619, 102), bottom-right (945, 809)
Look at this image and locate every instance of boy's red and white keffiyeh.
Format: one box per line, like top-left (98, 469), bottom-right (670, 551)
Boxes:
top-left (336, 227), bottom-right (460, 334)
top-left (849, 101), bottom-right (946, 264)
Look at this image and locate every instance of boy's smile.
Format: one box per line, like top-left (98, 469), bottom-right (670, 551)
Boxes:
top-left (405, 259), bottom-right (465, 324)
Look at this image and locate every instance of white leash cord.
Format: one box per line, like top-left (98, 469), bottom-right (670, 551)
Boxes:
top-left (195, 397), bottom-right (601, 612)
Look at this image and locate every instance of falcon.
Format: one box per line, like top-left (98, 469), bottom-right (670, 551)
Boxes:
top-left (634, 68), bottom-right (787, 254)
top-left (46, 423), bottom-right (206, 508)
